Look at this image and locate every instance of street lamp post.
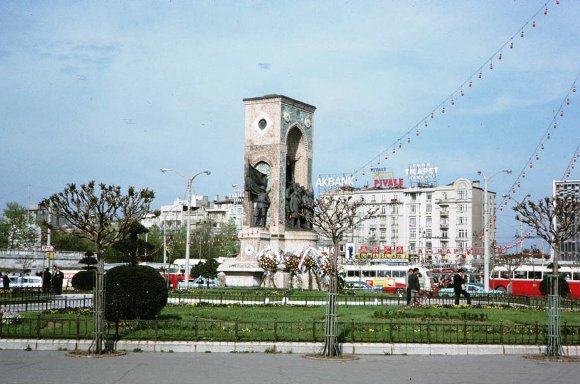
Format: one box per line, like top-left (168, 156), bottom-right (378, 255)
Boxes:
top-left (161, 168), bottom-right (211, 285)
top-left (477, 168), bottom-right (511, 292)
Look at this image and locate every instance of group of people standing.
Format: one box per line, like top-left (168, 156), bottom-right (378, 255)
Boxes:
top-left (407, 267), bottom-right (471, 306)
top-left (41, 266), bottom-right (64, 294)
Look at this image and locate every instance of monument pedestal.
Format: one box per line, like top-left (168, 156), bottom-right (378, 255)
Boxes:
top-left (218, 95), bottom-right (319, 288)
top-left (218, 227), bottom-right (318, 288)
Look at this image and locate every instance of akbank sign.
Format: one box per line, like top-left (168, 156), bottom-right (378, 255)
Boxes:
top-left (316, 175), bottom-right (355, 188)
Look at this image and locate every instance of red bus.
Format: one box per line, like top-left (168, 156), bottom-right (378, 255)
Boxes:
top-left (490, 265), bottom-right (580, 299)
top-left (138, 262), bottom-right (182, 289)
top-left (342, 264), bottom-right (433, 294)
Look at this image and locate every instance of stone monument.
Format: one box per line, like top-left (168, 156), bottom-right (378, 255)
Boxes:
top-left (218, 95), bottom-right (318, 287)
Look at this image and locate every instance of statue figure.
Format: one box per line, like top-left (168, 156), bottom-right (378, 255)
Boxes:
top-left (301, 187), bottom-right (314, 229)
top-left (245, 161), bottom-right (270, 227)
top-left (254, 187), bottom-right (270, 227)
top-left (288, 183), bottom-right (303, 229)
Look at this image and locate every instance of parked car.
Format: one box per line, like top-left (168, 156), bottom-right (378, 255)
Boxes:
top-left (1, 275), bottom-right (43, 290)
top-left (177, 276), bottom-right (218, 289)
top-left (345, 281), bottom-right (382, 291)
top-left (437, 283), bottom-right (503, 297)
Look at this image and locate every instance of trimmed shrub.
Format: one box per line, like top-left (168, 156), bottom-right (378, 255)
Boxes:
top-left (71, 270), bottom-right (96, 291)
top-left (105, 265), bottom-right (168, 322)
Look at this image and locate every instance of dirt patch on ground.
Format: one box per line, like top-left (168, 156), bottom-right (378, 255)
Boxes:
top-left (303, 353), bottom-right (359, 361)
top-left (523, 354), bottom-right (580, 363)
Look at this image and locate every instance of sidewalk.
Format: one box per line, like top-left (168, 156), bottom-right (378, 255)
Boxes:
top-left (1, 350), bottom-right (579, 384)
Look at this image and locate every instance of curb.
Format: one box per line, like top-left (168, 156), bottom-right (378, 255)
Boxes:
top-left (1, 339), bottom-right (579, 356)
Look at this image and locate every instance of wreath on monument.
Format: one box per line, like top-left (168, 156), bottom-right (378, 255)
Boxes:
top-left (257, 248), bottom-right (279, 273)
top-left (283, 251), bottom-right (301, 273)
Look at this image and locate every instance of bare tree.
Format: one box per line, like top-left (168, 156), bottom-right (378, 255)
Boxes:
top-left (513, 196), bottom-right (580, 356)
top-left (42, 181), bottom-right (154, 354)
top-left (304, 193), bottom-right (378, 357)
top-left (493, 253), bottom-right (528, 295)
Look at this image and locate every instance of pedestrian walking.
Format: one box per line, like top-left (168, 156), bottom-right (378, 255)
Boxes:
top-left (2, 272), bottom-right (10, 290)
top-left (42, 267), bottom-right (52, 293)
top-left (408, 267), bottom-right (421, 305)
top-left (405, 268), bottom-right (414, 305)
top-left (453, 268), bottom-right (471, 305)
top-left (52, 266), bottom-right (64, 294)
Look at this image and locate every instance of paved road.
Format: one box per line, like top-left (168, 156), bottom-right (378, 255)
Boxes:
top-left (1, 351), bottom-right (579, 384)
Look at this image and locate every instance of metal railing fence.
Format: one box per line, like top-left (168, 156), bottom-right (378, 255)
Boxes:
top-left (1, 314), bottom-right (579, 346)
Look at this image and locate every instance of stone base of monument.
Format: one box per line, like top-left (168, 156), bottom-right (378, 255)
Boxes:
top-left (218, 228), bottom-right (319, 288)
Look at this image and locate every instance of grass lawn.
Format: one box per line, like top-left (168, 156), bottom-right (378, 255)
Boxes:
top-left (159, 303), bottom-right (580, 326)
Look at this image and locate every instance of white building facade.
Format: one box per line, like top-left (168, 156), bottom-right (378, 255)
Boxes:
top-left (323, 177), bottom-right (496, 267)
top-left (553, 179), bottom-right (580, 265)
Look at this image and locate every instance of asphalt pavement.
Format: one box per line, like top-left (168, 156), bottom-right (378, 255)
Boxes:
top-left (0, 350), bottom-right (579, 384)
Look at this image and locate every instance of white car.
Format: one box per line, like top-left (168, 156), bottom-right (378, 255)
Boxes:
top-left (4, 275), bottom-right (43, 289)
top-left (177, 276), bottom-right (218, 289)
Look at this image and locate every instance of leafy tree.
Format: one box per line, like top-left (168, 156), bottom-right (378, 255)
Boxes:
top-left (513, 195), bottom-right (580, 356)
top-left (0, 202), bottom-right (38, 249)
top-left (45, 227), bottom-right (95, 252)
top-left (191, 257), bottom-right (219, 279)
top-left (41, 181), bottom-right (154, 354)
top-left (303, 194), bottom-right (378, 357)
top-left (111, 221), bottom-right (154, 266)
top-left (79, 251), bottom-right (98, 270)
top-left (213, 219), bottom-right (240, 258)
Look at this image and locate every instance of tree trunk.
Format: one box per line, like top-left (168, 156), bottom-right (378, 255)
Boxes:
top-left (547, 245), bottom-right (562, 356)
top-left (93, 255), bottom-right (105, 354)
top-left (321, 241), bottom-right (341, 356)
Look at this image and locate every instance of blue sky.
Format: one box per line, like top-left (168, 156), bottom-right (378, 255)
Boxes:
top-left (1, 0), bottom-right (579, 249)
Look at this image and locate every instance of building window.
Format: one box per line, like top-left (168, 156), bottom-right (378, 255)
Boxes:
top-left (409, 217), bottom-right (416, 228)
top-left (426, 228), bottom-right (432, 238)
top-left (458, 229), bottom-right (467, 238)
top-left (410, 204), bottom-right (416, 214)
top-left (410, 229), bottom-right (416, 238)
top-left (426, 217), bottom-right (432, 227)
top-left (426, 204), bottom-right (432, 214)
top-left (426, 193), bottom-right (432, 202)
top-left (458, 189), bottom-right (466, 200)
top-left (381, 205), bottom-right (386, 215)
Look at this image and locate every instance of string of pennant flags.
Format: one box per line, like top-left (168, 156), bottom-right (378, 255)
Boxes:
top-left (351, 0), bottom-right (565, 181)
top-left (561, 143), bottom-right (580, 181)
top-left (485, 75), bottom-right (579, 252)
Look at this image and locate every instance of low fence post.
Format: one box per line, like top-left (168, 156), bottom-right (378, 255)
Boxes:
top-left (463, 320), bottom-right (467, 344)
top-left (274, 318), bottom-right (278, 341)
top-left (351, 319), bottom-right (355, 343)
top-left (499, 321), bottom-right (504, 344)
top-left (235, 318), bottom-right (239, 340)
top-left (389, 318), bottom-right (394, 343)
top-left (427, 319), bottom-right (431, 344)
top-left (154, 315), bottom-right (159, 340)
top-left (563, 322), bottom-right (568, 346)
top-left (312, 320), bottom-right (316, 342)
top-left (76, 315), bottom-right (81, 340)
top-left (534, 321), bottom-right (539, 345)
top-left (194, 316), bottom-right (199, 340)
top-left (36, 313), bottom-right (41, 339)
